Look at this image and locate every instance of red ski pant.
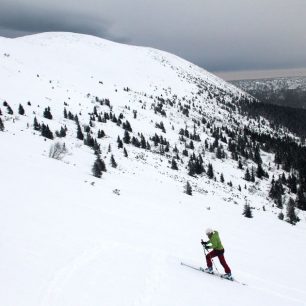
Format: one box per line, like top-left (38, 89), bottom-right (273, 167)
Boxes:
top-left (206, 249), bottom-right (231, 274)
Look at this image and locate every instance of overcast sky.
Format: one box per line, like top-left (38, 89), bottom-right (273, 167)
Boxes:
top-left (1, 0), bottom-right (306, 79)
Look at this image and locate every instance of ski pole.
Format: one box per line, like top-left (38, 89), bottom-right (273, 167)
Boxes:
top-left (203, 245), bottom-right (219, 273)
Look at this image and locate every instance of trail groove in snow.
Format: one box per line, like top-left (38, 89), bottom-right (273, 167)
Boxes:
top-left (40, 245), bottom-right (106, 306)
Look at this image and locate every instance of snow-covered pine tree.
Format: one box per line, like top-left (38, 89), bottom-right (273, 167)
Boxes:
top-left (123, 130), bottom-right (131, 144)
top-left (220, 173), bottom-right (225, 183)
top-left (41, 124), bottom-right (54, 139)
top-left (43, 107), bottom-right (53, 120)
top-left (117, 136), bottom-right (123, 148)
top-left (76, 123), bottom-right (84, 140)
top-left (123, 147), bottom-right (128, 157)
top-left (92, 158), bottom-right (102, 178)
top-left (185, 181), bottom-right (192, 195)
top-left (242, 204), bottom-right (253, 218)
top-left (171, 158), bottom-right (178, 170)
top-left (256, 163), bottom-right (265, 179)
top-left (245, 168), bottom-right (251, 181)
top-left (296, 185), bottom-right (306, 211)
top-left (18, 104), bottom-right (25, 115)
top-left (207, 163), bottom-right (214, 179)
top-left (0, 117), bottom-right (4, 131)
top-left (278, 211), bottom-right (284, 220)
top-left (286, 198), bottom-right (299, 225)
top-left (111, 155), bottom-right (117, 168)
top-left (33, 117), bottom-right (40, 131)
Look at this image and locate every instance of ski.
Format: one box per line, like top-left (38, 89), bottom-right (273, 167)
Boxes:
top-left (180, 262), bottom-right (247, 286)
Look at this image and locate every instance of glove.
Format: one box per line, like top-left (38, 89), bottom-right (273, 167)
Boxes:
top-left (204, 245), bottom-right (210, 250)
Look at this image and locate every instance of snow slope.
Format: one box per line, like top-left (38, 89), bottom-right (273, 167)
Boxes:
top-left (1, 32), bottom-right (306, 306)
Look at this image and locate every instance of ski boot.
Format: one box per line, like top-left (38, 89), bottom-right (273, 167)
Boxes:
top-left (200, 267), bottom-right (213, 274)
top-left (222, 273), bottom-right (233, 280)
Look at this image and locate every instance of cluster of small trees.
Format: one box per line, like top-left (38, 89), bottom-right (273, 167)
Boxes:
top-left (43, 107), bottom-right (53, 119)
top-left (188, 153), bottom-right (204, 176)
top-left (155, 121), bottom-right (166, 133)
top-left (55, 126), bottom-right (67, 138)
top-left (33, 117), bottom-right (54, 139)
top-left (179, 126), bottom-right (201, 142)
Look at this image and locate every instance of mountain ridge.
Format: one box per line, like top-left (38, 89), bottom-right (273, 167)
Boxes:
top-left (1, 32), bottom-right (306, 306)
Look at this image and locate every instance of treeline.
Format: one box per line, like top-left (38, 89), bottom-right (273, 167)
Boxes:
top-left (239, 100), bottom-right (306, 138)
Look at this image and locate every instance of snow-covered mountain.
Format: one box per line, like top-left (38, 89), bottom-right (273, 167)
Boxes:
top-left (1, 32), bottom-right (306, 306)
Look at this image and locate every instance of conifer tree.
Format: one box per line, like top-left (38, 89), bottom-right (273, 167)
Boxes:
top-left (97, 129), bottom-right (105, 138)
top-left (93, 140), bottom-right (101, 155)
top-left (111, 155), bottom-right (117, 168)
top-left (77, 123), bottom-right (84, 140)
top-left (276, 194), bottom-right (283, 209)
top-left (123, 130), bottom-right (131, 144)
top-left (84, 133), bottom-right (95, 147)
top-left (256, 163), bottom-right (265, 179)
top-left (41, 124), bottom-right (53, 139)
top-left (254, 144), bottom-right (262, 164)
top-left (0, 117), bottom-right (4, 131)
top-left (288, 174), bottom-right (297, 194)
top-left (296, 185), bottom-right (306, 211)
top-left (55, 126), bottom-right (67, 138)
top-left (207, 163), bottom-right (214, 179)
top-left (171, 158), bottom-right (178, 170)
top-left (123, 147), bottom-right (128, 157)
top-left (238, 159), bottom-right (243, 169)
top-left (96, 154), bottom-right (106, 172)
top-left (141, 134), bottom-right (147, 149)
top-left (286, 198), bottom-right (299, 225)
top-left (278, 212), bottom-right (284, 220)
top-left (220, 173), bottom-right (225, 183)
top-left (251, 166), bottom-right (255, 182)
top-left (117, 136), bottom-right (123, 148)
top-left (189, 140), bottom-right (194, 150)
top-left (185, 181), bottom-right (192, 195)
top-left (245, 168), bottom-right (251, 181)
top-left (92, 158), bottom-right (102, 178)
top-left (18, 104), bottom-right (25, 115)
top-left (33, 117), bottom-right (40, 131)
top-left (216, 146), bottom-right (223, 159)
top-left (43, 106), bottom-right (53, 120)
top-left (6, 103), bottom-right (13, 115)
top-left (242, 204), bottom-right (253, 218)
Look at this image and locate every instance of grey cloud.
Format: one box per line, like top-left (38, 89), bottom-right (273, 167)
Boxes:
top-left (0, 0), bottom-right (306, 74)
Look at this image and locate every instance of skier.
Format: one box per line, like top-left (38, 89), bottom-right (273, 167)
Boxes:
top-left (201, 228), bottom-right (232, 280)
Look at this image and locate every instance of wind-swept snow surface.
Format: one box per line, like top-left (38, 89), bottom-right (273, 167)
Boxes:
top-left (1, 32), bottom-right (306, 306)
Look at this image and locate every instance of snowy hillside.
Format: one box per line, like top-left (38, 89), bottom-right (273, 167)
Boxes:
top-left (1, 32), bottom-right (306, 306)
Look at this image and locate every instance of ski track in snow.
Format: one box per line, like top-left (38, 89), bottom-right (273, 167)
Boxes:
top-left (39, 245), bottom-right (106, 306)
top-left (250, 284), bottom-right (306, 305)
top-left (240, 271), bottom-right (306, 304)
top-left (39, 242), bottom-right (168, 306)
top-left (133, 252), bottom-right (166, 306)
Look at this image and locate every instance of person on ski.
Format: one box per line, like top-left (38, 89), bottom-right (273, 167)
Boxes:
top-left (201, 228), bottom-right (232, 279)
